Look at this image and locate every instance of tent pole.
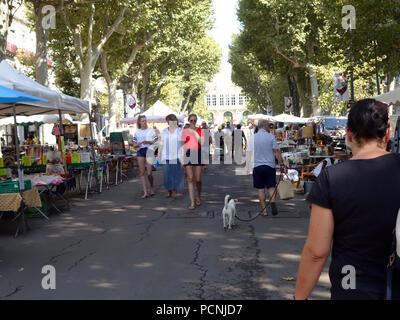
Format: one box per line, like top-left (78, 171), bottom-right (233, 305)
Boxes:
top-left (12, 104), bottom-right (23, 190)
top-left (58, 109), bottom-right (68, 174)
top-left (58, 109), bottom-right (64, 136)
top-left (88, 112), bottom-right (99, 191)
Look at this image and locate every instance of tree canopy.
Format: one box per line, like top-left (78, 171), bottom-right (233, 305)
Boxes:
top-left (231, 0), bottom-right (400, 117)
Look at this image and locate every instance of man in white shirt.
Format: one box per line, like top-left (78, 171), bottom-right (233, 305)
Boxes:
top-left (222, 123), bottom-right (233, 160)
top-left (246, 119), bottom-right (285, 217)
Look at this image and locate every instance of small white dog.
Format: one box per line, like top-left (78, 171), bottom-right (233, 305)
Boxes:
top-left (223, 195), bottom-right (238, 230)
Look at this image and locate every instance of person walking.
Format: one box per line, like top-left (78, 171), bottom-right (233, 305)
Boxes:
top-left (232, 123), bottom-right (247, 164)
top-left (245, 119), bottom-right (284, 216)
top-left (222, 123), bottom-right (233, 160)
top-left (226, 121), bottom-right (234, 133)
top-left (294, 99), bottom-right (400, 300)
top-left (182, 114), bottom-right (204, 210)
top-left (133, 115), bottom-right (158, 198)
top-left (158, 114), bottom-right (184, 198)
top-left (201, 121), bottom-right (212, 172)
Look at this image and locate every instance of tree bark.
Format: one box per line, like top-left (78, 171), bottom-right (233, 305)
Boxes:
top-left (288, 74), bottom-right (300, 117)
top-left (34, 0), bottom-right (49, 86)
top-left (180, 88), bottom-right (192, 112)
top-left (307, 63), bottom-right (320, 116)
top-left (293, 71), bottom-right (312, 117)
top-left (306, 43), bottom-right (320, 116)
top-left (100, 51), bottom-right (118, 133)
top-left (140, 67), bottom-right (150, 112)
top-left (387, 72), bottom-right (395, 92)
top-left (0, 0), bottom-right (11, 62)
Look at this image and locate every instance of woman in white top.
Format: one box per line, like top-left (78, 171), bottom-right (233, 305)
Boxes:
top-left (158, 114), bottom-right (184, 198)
top-left (133, 115), bottom-right (158, 198)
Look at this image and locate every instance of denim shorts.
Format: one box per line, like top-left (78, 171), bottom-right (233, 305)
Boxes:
top-left (137, 148), bottom-right (151, 158)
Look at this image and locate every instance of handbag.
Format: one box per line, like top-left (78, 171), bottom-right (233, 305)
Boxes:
top-left (277, 175), bottom-right (295, 200)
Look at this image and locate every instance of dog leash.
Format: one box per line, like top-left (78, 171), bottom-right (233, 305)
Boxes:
top-left (235, 172), bottom-right (284, 222)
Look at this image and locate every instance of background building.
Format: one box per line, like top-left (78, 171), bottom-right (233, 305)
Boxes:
top-left (205, 79), bottom-right (250, 125)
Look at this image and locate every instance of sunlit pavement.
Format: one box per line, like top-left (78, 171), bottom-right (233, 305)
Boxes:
top-left (0, 163), bottom-right (330, 300)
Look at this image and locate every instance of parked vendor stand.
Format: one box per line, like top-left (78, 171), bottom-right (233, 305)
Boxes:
top-left (0, 62), bottom-right (90, 236)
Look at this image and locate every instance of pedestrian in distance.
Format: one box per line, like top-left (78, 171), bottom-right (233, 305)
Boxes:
top-left (201, 121), bottom-right (212, 172)
top-left (245, 119), bottom-right (285, 216)
top-left (158, 114), bottom-right (184, 198)
top-left (295, 98), bottom-right (400, 300)
top-left (133, 115), bottom-right (158, 198)
top-left (232, 123), bottom-right (247, 165)
top-left (181, 114), bottom-right (204, 210)
top-left (222, 123), bottom-right (233, 160)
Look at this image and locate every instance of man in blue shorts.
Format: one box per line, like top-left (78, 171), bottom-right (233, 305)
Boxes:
top-left (245, 119), bottom-right (285, 217)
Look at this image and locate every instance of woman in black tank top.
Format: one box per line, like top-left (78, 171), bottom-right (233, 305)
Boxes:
top-left (294, 99), bottom-right (400, 300)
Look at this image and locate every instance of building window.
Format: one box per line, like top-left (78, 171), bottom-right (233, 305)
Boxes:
top-left (220, 94), bottom-right (224, 106)
top-left (231, 94), bottom-right (236, 106)
top-left (239, 94), bottom-right (244, 105)
top-left (225, 94), bottom-right (230, 106)
top-left (212, 95), bottom-right (217, 106)
top-left (206, 95), bottom-right (211, 106)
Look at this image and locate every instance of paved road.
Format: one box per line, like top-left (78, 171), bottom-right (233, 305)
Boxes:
top-left (0, 164), bottom-right (330, 300)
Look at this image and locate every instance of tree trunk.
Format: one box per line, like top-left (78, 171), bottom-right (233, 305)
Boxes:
top-left (100, 51), bottom-right (118, 133)
top-left (0, 0), bottom-right (11, 62)
top-left (288, 75), bottom-right (300, 117)
top-left (108, 80), bottom-right (118, 132)
top-left (140, 67), bottom-right (149, 112)
top-left (306, 44), bottom-right (320, 116)
top-left (80, 63), bottom-right (93, 101)
top-left (180, 89), bottom-right (192, 112)
top-left (34, 1), bottom-right (49, 86)
top-left (60, 1), bottom-right (127, 101)
top-left (307, 64), bottom-right (320, 116)
top-left (387, 72), bottom-right (395, 92)
top-left (293, 71), bottom-right (312, 117)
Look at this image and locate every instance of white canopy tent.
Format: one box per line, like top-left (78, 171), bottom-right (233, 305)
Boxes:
top-left (374, 87), bottom-right (400, 105)
top-left (0, 114), bottom-right (73, 126)
top-left (120, 100), bottom-right (184, 124)
top-left (0, 60), bottom-right (90, 116)
top-left (272, 113), bottom-right (308, 123)
top-left (248, 114), bottom-right (275, 121)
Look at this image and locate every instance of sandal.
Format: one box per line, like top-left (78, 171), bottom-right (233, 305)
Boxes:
top-left (141, 194), bottom-right (148, 199)
top-left (165, 192), bottom-right (172, 198)
top-left (188, 205), bottom-right (195, 210)
top-left (196, 198), bottom-right (202, 206)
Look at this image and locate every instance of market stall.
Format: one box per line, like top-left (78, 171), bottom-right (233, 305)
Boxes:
top-left (0, 85), bottom-right (49, 236)
top-left (0, 61), bottom-right (91, 234)
top-left (262, 114), bottom-right (351, 193)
